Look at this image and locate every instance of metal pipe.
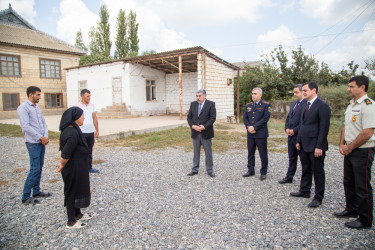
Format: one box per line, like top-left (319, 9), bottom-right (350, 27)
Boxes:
top-left (179, 56), bottom-right (183, 119)
top-left (237, 69), bottom-right (240, 123)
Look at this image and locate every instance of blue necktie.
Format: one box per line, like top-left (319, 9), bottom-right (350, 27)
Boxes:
top-left (198, 103), bottom-right (202, 116)
top-left (292, 101), bottom-right (300, 115)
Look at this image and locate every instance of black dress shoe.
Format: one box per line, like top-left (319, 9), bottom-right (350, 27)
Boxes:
top-left (345, 219), bottom-right (372, 229)
top-left (278, 177), bottom-right (293, 184)
top-left (187, 172), bottom-right (198, 176)
top-left (290, 191), bottom-right (311, 198)
top-left (243, 171), bottom-right (255, 177)
top-left (333, 210), bottom-right (357, 218)
top-left (208, 173), bottom-right (215, 177)
top-left (260, 175), bottom-right (266, 180)
top-left (308, 199), bottom-right (322, 208)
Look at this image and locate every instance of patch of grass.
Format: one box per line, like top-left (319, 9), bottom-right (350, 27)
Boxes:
top-left (92, 159), bottom-right (106, 165)
top-left (0, 123), bottom-right (60, 141)
top-left (48, 131), bottom-right (61, 141)
top-left (328, 117), bottom-right (343, 146)
top-left (213, 131), bottom-right (246, 153)
top-left (103, 126), bottom-right (249, 153)
top-left (98, 117), bottom-right (343, 153)
top-left (104, 126), bottom-right (192, 151)
top-left (0, 123), bottom-right (23, 137)
top-left (13, 168), bottom-right (26, 173)
top-left (268, 137), bottom-right (288, 154)
top-left (268, 118), bottom-right (285, 135)
top-left (215, 123), bottom-right (232, 130)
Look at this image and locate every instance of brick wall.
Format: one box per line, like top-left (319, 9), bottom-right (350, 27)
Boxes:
top-left (201, 55), bottom-right (235, 120)
top-left (165, 72), bottom-right (198, 115)
top-left (0, 45), bottom-right (80, 119)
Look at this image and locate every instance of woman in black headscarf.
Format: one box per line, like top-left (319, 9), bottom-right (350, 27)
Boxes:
top-left (56, 107), bottom-right (92, 229)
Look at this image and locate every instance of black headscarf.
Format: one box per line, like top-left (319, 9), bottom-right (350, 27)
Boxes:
top-left (59, 107), bottom-right (89, 151)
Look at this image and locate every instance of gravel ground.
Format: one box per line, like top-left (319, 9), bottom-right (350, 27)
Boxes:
top-left (0, 135), bottom-right (374, 249)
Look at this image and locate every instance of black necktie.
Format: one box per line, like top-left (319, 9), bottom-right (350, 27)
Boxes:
top-left (303, 102), bottom-right (310, 120)
top-left (292, 101), bottom-right (300, 115)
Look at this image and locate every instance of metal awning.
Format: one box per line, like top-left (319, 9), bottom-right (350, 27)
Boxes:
top-left (65, 46), bottom-right (239, 73)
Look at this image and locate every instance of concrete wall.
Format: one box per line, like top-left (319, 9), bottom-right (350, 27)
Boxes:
top-left (66, 61), bottom-right (126, 111)
top-left (128, 63), bottom-right (167, 115)
top-left (165, 72), bottom-right (198, 115)
top-left (66, 62), bottom-right (167, 115)
top-left (200, 55), bottom-right (235, 120)
top-left (0, 45), bottom-right (80, 119)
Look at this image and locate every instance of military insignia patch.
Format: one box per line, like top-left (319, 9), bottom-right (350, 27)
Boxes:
top-left (352, 116), bottom-right (356, 122)
top-left (365, 99), bottom-right (372, 105)
top-left (247, 107), bottom-right (252, 112)
top-left (268, 107), bottom-right (271, 112)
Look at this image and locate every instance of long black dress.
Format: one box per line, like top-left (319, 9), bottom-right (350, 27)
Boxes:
top-left (60, 127), bottom-right (91, 208)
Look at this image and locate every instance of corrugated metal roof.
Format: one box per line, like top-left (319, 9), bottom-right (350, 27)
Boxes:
top-left (0, 23), bottom-right (85, 55)
top-left (66, 46), bottom-right (240, 72)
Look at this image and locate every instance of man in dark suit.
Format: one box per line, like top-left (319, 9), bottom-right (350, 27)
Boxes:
top-left (279, 84), bottom-right (306, 184)
top-left (187, 89), bottom-right (216, 177)
top-left (243, 87), bottom-right (271, 181)
top-left (290, 82), bottom-right (331, 208)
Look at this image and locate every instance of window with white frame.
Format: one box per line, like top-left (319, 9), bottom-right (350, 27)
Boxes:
top-left (0, 54), bottom-right (21, 77)
top-left (40, 58), bottom-right (61, 79)
top-left (146, 80), bottom-right (156, 101)
top-left (78, 80), bottom-right (87, 100)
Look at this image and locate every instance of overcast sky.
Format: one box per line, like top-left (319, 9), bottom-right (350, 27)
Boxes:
top-left (1, 0), bottom-right (375, 72)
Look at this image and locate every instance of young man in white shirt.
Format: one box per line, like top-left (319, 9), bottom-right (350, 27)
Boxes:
top-left (77, 89), bottom-right (100, 173)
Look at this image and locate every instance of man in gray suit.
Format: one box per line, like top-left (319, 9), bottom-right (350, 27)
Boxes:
top-left (187, 89), bottom-right (216, 177)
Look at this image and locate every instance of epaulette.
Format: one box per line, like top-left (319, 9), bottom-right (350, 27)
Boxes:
top-left (262, 101), bottom-right (269, 104)
top-left (365, 98), bottom-right (373, 105)
top-left (246, 102), bottom-right (253, 105)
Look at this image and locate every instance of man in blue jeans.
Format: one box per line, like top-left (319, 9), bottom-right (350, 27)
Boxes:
top-left (17, 86), bottom-right (51, 205)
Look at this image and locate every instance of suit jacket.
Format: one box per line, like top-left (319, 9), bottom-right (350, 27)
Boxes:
top-left (285, 99), bottom-right (307, 137)
top-left (297, 98), bottom-right (331, 152)
top-left (243, 100), bottom-right (271, 138)
top-left (187, 99), bottom-right (216, 139)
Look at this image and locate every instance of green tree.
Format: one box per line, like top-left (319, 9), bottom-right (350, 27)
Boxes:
top-left (141, 50), bottom-right (156, 56)
top-left (79, 26), bottom-right (108, 65)
top-left (128, 10), bottom-right (139, 57)
top-left (364, 56), bottom-right (375, 76)
top-left (114, 9), bottom-right (129, 59)
top-left (236, 45), bottom-right (364, 114)
top-left (97, 4), bottom-right (112, 58)
top-left (74, 29), bottom-right (88, 53)
top-left (88, 26), bottom-right (101, 54)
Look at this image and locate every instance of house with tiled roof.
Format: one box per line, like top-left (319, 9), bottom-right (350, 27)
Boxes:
top-left (0, 4), bottom-right (84, 119)
top-left (66, 46), bottom-right (239, 121)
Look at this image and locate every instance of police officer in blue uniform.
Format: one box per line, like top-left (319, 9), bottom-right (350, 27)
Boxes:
top-left (243, 87), bottom-right (271, 180)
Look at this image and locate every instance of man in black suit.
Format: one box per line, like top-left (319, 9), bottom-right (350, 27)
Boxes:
top-left (279, 84), bottom-right (306, 184)
top-left (290, 82), bottom-right (331, 208)
top-left (187, 89), bottom-right (216, 177)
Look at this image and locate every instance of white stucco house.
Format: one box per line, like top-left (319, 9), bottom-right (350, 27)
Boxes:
top-left (65, 47), bottom-right (239, 120)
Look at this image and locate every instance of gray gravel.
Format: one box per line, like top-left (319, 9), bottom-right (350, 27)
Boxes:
top-left (0, 135), bottom-right (374, 249)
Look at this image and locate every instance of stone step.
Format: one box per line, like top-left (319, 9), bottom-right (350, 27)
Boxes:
top-left (103, 105), bottom-right (128, 112)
